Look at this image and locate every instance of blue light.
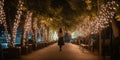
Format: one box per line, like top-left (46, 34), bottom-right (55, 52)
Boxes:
top-left (37, 37), bottom-right (41, 43)
top-left (71, 32), bottom-right (78, 39)
top-left (1, 43), bottom-right (8, 48)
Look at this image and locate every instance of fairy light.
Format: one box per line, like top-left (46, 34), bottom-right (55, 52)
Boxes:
top-left (32, 17), bottom-right (38, 44)
top-left (0, 0), bottom-right (5, 25)
top-left (0, 0), bottom-right (9, 42)
top-left (11, 0), bottom-right (23, 47)
top-left (75, 1), bottom-right (119, 38)
top-left (21, 11), bottom-right (32, 46)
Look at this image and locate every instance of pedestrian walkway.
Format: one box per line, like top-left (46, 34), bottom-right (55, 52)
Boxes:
top-left (21, 43), bottom-right (99, 60)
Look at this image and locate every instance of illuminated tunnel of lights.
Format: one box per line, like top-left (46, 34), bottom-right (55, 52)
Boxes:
top-left (0, 0), bottom-right (120, 49)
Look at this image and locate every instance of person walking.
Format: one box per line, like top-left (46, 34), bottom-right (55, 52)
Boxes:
top-left (58, 28), bottom-right (65, 51)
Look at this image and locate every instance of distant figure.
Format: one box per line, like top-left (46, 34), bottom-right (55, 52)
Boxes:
top-left (64, 32), bottom-right (69, 42)
top-left (58, 28), bottom-right (65, 51)
top-left (64, 31), bottom-right (72, 42)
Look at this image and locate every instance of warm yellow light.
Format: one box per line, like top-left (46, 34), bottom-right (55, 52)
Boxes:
top-left (116, 15), bottom-right (120, 21)
top-left (49, 18), bottom-right (53, 21)
top-left (85, 0), bottom-right (92, 4)
top-left (86, 4), bottom-right (92, 10)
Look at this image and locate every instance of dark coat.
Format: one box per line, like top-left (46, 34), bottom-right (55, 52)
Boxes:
top-left (58, 37), bottom-right (64, 45)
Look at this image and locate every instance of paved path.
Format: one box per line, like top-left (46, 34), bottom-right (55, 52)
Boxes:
top-left (21, 43), bottom-right (100, 60)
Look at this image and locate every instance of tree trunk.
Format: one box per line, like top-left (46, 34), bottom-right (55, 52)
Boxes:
top-left (112, 20), bottom-right (119, 38)
top-left (21, 28), bottom-right (26, 47)
top-left (3, 22), bottom-right (9, 42)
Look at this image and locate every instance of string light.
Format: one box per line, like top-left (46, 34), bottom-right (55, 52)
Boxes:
top-left (0, 0), bottom-right (5, 25)
top-left (32, 17), bottom-right (38, 44)
top-left (11, 0), bottom-right (23, 47)
top-left (21, 11), bottom-right (32, 46)
top-left (75, 1), bottom-right (119, 37)
top-left (0, 0), bottom-right (9, 42)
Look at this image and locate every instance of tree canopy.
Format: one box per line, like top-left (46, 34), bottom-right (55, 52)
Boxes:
top-left (4, 0), bottom-right (120, 31)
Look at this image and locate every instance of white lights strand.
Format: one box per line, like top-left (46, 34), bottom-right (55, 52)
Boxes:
top-left (0, 0), bottom-right (9, 42)
top-left (11, 0), bottom-right (23, 47)
top-left (32, 17), bottom-right (38, 44)
top-left (76, 1), bottom-right (119, 37)
top-left (92, 1), bottom-right (119, 34)
top-left (21, 11), bottom-right (32, 46)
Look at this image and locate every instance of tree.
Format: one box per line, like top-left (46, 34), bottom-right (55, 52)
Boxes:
top-left (0, 0), bottom-right (9, 43)
top-left (4, 0), bottom-right (23, 47)
top-left (21, 11), bottom-right (32, 47)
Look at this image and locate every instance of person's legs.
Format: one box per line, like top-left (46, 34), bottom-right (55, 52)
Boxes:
top-left (59, 45), bottom-right (62, 51)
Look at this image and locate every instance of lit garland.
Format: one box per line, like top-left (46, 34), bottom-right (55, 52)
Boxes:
top-left (32, 17), bottom-right (38, 44)
top-left (0, 0), bottom-right (9, 42)
top-left (49, 30), bottom-right (58, 41)
top-left (91, 1), bottom-right (119, 34)
top-left (21, 11), bottom-right (32, 46)
top-left (0, 0), bottom-right (4, 24)
top-left (76, 1), bottom-right (119, 37)
top-left (85, 0), bottom-right (92, 10)
top-left (11, 0), bottom-right (23, 47)
top-left (40, 21), bottom-right (49, 42)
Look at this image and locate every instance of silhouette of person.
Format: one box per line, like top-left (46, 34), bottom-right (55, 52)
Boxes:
top-left (58, 28), bottom-right (64, 51)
